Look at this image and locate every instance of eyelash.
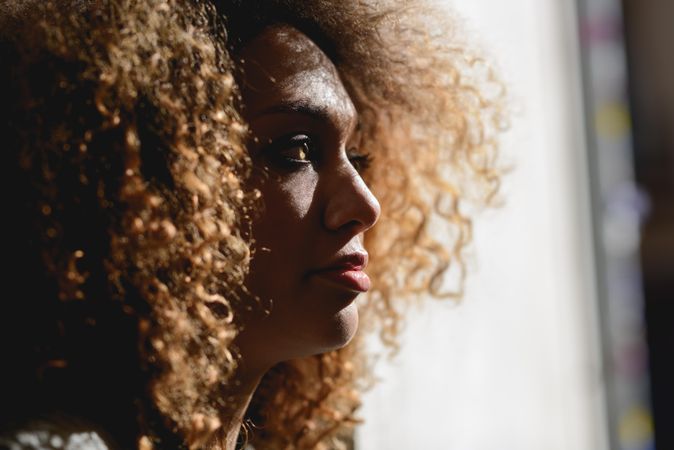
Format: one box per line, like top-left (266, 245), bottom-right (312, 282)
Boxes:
top-left (347, 151), bottom-right (373, 173)
top-left (263, 133), bottom-right (373, 174)
top-left (263, 134), bottom-right (315, 169)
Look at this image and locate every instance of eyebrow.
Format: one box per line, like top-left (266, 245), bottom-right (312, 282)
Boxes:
top-left (252, 99), bottom-right (359, 136)
top-left (253, 100), bottom-right (334, 123)
top-left (255, 99), bottom-right (361, 135)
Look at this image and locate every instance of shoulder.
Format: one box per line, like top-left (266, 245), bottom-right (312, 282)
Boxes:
top-left (0, 416), bottom-right (115, 450)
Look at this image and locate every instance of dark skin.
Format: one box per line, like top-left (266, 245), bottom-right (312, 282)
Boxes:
top-left (225, 24), bottom-right (380, 449)
top-left (0, 24), bottom-right (380, 450)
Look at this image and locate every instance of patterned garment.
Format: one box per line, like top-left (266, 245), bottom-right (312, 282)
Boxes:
top-left (0, 428), bottom-right (111, 450)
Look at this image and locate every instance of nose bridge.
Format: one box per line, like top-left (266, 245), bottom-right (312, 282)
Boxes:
top-left (322, 162), bottom-right (381, 234)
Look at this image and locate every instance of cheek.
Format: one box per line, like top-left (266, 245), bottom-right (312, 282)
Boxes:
top-left (246, 171), bottom-right (319, 298)
top-left (254, 172), bottom-right (317, 245)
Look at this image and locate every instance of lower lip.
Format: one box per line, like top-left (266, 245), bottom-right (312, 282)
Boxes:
top-left (312, 269), bottom-right (371, 292)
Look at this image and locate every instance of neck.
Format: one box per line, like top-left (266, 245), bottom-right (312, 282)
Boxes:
top-left (219, 359), bottom-right (270, 450)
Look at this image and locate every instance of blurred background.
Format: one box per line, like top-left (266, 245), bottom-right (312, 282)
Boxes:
top-left (355, 0), bottom-right (672, 449)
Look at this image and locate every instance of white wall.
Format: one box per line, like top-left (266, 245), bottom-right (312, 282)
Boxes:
top-left (355, 0), bottom-right (610, 449)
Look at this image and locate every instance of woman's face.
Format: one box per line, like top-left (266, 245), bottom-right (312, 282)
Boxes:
top-left (235, 25), bottom-right (380, 370)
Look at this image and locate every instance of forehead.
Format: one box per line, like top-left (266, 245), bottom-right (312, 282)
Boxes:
top-left (239, 25), bottom-right (357, 132)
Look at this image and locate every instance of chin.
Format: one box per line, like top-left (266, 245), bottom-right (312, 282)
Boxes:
top-left (306, 301), bottom-right (359, 356)
top-left (235, 294), bottom-right (360, 366)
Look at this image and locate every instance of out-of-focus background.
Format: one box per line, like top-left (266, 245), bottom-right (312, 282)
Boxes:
top-left (355, 0), bottom-right (672, 449)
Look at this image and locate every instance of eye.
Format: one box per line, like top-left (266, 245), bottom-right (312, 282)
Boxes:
top-left (262, 134), bottom-right (316, 169)
top-left (347, 149), bottom-right (373, 174)
top-left (279, 140), bottom-right (311, 163)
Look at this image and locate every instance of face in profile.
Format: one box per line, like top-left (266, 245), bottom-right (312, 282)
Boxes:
top-left (235, 25), bottom-right (381, 371)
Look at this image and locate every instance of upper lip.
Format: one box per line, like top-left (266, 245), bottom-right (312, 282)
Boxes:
top-left (312, 252), bottom-right (369, 273)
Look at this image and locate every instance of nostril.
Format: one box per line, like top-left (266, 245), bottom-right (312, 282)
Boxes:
top-left (323, 197), bottom-right (379, 234)
top-left (341, 220), bottom-right (364, 233)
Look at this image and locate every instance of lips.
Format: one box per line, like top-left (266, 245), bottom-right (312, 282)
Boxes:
top-left (309, 252), bottom-right (370, 292)
top-left (312, 268), bottom-right (371, 292)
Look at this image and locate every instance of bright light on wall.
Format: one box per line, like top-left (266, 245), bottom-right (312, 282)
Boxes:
top-left (355, 0), bottom-right (610, 448)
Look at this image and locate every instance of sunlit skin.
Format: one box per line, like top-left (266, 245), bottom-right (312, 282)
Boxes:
top-left (222, 25), bottom-right (381, 448)
top-left (1, 0), bottom-right (507, 446)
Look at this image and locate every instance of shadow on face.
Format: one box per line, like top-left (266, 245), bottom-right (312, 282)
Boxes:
top-left (233, 24), bottom-right (381, 372)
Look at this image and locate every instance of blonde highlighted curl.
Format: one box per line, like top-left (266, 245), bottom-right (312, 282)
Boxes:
top-left (0, 0), bottom-right (506, 449)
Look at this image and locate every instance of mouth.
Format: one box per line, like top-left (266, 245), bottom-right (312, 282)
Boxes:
top-left (311, 268), bottom-right (371, 292)
top-left (309, 251), bottom-right (371, 292)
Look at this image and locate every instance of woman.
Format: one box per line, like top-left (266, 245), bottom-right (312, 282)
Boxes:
top-left (0, 0), bottom-right (504, 448)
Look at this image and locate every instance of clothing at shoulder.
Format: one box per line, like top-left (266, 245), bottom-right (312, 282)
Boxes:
top-left (0, 417), bottom-right (113, 450)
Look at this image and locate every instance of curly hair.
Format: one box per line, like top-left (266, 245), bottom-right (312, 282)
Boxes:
top-left (0, 0), bottom-right (505, 449)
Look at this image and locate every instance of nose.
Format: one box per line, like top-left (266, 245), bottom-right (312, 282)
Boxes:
top-left (322, 164), bottom-right (381, 235)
